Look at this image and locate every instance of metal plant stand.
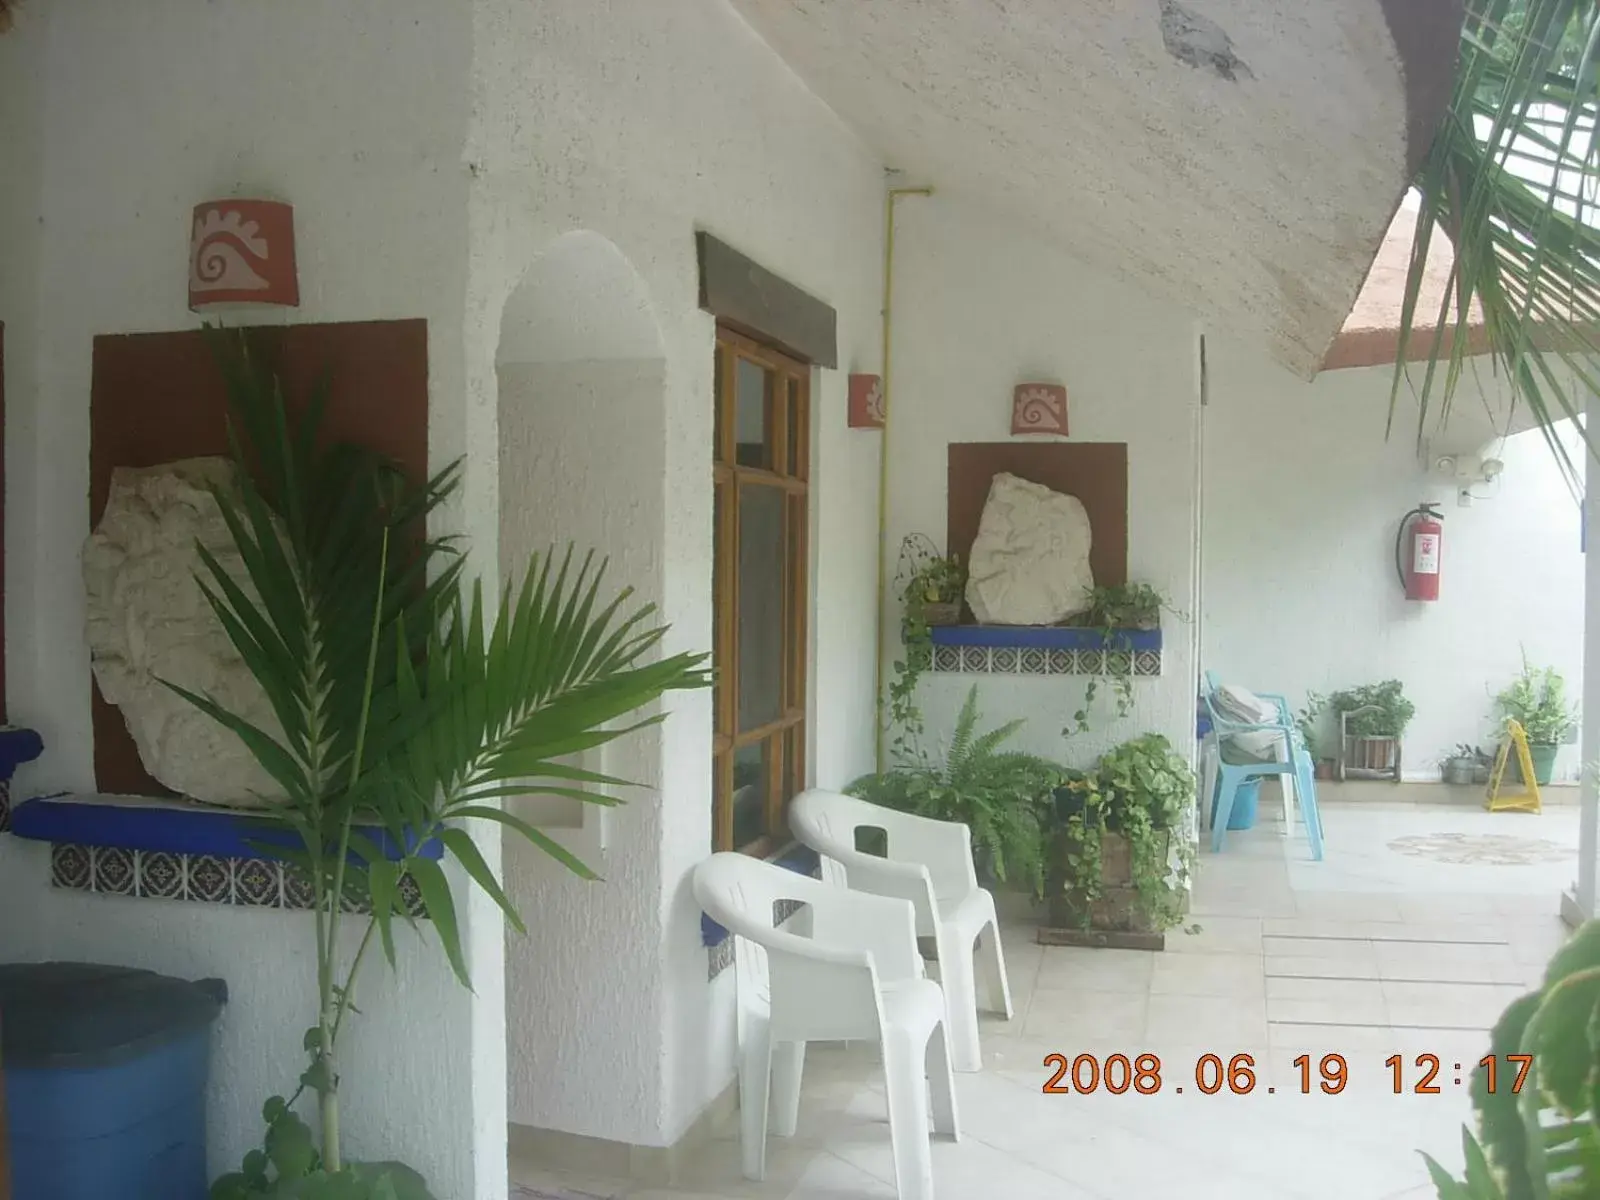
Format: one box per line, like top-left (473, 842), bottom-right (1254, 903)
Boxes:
top-left (1335, 705), bottom-right (1402, 782)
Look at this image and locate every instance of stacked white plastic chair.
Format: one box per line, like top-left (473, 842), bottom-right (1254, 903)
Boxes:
top-left (788, 788), bottom-right (1013, 1073)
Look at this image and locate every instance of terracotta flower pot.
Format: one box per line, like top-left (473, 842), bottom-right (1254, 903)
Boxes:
top-left (922, 601), bottom-right (961, 627)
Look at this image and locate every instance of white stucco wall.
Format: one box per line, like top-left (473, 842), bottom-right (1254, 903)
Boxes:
top-left (0, 4), bottom-right (504, 1197)
top-left (881, 193), bottom-right (1204, 773)
top-left (1201, 342), bottom-right (1586, 781)
top-left (469, 0), bottom-right (886, 1149)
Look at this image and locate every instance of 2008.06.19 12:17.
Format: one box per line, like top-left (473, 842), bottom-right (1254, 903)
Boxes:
top-left (1041, 1053), bottom-right (1534, 1096)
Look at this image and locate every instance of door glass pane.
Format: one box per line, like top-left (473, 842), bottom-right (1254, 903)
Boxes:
top-left (713, 348), bottom-right (726, 462)
top-left (712, 753), bottom-right (726, 851)
top-left (712, 483), bottom-right (725, 733)
top-left (738, 484), bottom-right (785, 731)
top-left (786, 493), bottom-right (807, 710)
top-left (786, 377), bottom-right (802, 477)
top-left (735, 358), bottom-right (773, 469)
top-left (782, 723), bottom-right (805, 813)
top-left (732, 739), bottom-right (771, 849)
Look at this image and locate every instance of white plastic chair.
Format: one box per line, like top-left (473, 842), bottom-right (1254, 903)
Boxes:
top-left (788, 789), bottom-right (1012, 1073)
top-left (692, 852), bottom-right (960, 1200)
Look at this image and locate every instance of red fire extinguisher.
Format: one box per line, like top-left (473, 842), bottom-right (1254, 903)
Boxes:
top-left (1396, 503), bottom-right (1444, 602)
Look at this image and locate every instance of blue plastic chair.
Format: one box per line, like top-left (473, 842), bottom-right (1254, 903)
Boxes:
top-left (1199, 675), bottom-right (1324, 861)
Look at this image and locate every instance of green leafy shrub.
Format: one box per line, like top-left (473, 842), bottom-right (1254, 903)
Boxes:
top-left (1330, 680), bottom-right (1415, 738)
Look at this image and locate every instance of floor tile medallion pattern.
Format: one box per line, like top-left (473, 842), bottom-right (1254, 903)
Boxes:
top-left (1387, 831), bottom-right (1575, 866)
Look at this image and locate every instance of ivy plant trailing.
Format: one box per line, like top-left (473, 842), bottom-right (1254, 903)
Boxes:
top-left (182, 331), bottom-right (709, 1199)
top-left (1048, 734), bottom-right (1195, 932)
top-left (1065, 583), bottom-right (1181, 736)
top-left (885, 533), bottom-right (965, 762)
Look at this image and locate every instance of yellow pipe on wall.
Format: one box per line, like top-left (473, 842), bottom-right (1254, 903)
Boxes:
top-left (874, 184), bottom-right (933, 773)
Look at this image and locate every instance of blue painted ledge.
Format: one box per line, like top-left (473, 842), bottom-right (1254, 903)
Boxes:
top-left (700, 843), bottom-right (820, 947)
top-left (10, 792), bottom-right (443, 864)
top-left (930, 625), bottom-right (1161, 652)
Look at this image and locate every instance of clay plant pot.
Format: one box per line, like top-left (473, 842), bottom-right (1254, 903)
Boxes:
top-left (1047, 829), bottom-right (1169, 934)
top-left (1314, 760), bottom-right (1335, 781)
top-left (1345, 736), bottom-right (1398, 773)
top-left (1508, 743), bottom-right (1559, 786)
top-left (922, 601), bottom-right (962, 627)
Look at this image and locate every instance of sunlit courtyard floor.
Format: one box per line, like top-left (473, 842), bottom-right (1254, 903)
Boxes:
top-left (512, 790), bottom-right (1581, 1199)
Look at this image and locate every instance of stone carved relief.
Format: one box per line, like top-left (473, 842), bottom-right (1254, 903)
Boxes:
top-left (83, 458), bottom-right (287, 808)
top-left (965, 472), bottom-right (1095, 625)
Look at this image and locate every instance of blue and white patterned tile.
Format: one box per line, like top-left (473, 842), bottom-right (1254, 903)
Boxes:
top-left (234, 857), bottom-right (283, 907)
top-left (1078, 649), bottom-right (1106, 676)
top-left (1018, 648), bottom-right (1047, 674)
top-left (991, 647), bottom-right (1019, 674)
top-left (94, 846), bottom-right (137, 896)
top-left (1106, 650), bottom-right (1134, 677)
top-left (138, 850), bottom-right (185, 900)
top-left (1048, 649), bottom-right (1074, 675)
top-left (959, 646), bottom-right (992, 673)
top-left (188, 855), bottom-right (234, 905)
top-left (1135, 650), bottom-right (1163, 677)
top-left (932, 645), bottom-right (961, 673)
top-left (51, 843), bottom-right (91, 891)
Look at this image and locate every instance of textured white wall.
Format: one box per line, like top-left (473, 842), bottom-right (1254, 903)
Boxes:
top-left (1201, 341), bottom-right (1586, 781)
top-left (469, 0), bottom-right (886, 1149)
top-left (497, 350), bottom-right (670, 1137)
top-left (883, 193), bottom-right (1203, 772)
top-left (0, 3), bottom-right (504, 1198)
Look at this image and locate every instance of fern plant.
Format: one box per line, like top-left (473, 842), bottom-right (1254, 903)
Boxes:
top-left (850, 684), bottom-right (1063, 896)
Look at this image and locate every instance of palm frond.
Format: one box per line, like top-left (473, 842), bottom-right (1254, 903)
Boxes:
top-left (1397, 0), bottom-right (1600, 495)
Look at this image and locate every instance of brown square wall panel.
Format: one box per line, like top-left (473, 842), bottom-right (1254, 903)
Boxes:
top-left (88, 319), bottom-right (429, 797)
top-left (947, 442), bottom-right (1128, 621)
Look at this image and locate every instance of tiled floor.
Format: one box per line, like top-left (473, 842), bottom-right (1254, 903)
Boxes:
top-left (512, 793), bottom-right (1582, 1199)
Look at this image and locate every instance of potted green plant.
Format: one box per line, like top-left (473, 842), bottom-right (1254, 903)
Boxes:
top-left (850, 684), bottom-right (1063, 897)
top-left (1329, 680), bottom-right (1414, 780)
top-left (898, 533), bottom-right (965, 628)
top-left (1495, 655), bottom-right (1578, 786)
top-left (1295, 691), bottom-right (1333, 779)
top-left (183, 333), bottom-right (709, 1199)
top-left (1079, 582), bottom-right (1171, 631)
top-left (1044, 733), bottom-right (1194, 946)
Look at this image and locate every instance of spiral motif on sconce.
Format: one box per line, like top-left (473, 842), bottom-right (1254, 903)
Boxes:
top-left (1012, 384), bottom-right (1067, 434)
top-left (189, 209), bottom-right (271, 294)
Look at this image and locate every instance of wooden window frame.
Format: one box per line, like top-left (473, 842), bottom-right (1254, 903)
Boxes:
top-left (712, 324), bottom-right (810, 856)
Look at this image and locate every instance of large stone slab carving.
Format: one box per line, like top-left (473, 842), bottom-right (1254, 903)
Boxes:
top-left (965, 472), bottom-right (1095, 625)
top-left (83, 458), bottom-right (287, 808)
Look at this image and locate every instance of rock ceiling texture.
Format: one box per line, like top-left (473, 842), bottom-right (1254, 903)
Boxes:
top-left (727, 0), bottom-right (1464, 378)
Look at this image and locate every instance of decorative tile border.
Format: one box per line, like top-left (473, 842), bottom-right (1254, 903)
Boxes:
top-left (708, 896), bottom-right (810, 982)
top-left (928, 645), bottom-right (1163, 677)
top-left (42, 839), bottom-right (429, 917)
top-left (0, 779), bottom-right (10, 834)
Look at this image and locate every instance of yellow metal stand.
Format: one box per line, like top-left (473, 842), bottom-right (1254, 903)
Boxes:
top-left (1485, 719), bottom-right (1543, 813)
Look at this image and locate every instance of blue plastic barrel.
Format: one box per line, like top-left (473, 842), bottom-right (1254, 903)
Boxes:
top-left (0, 962), bottom-right (227, 1200)
top-left (1210, 778), bottom-right (1262, 831)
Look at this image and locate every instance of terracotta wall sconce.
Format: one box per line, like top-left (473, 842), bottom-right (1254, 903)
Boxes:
top-left (188, 199), bottom-right (299, 310)
top-left (848, 373), bottom-right (885, 429)
top-left (1011, 383), bottom-right (1068, 435)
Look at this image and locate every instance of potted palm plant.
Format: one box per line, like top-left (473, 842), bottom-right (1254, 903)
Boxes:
top-left (181, 331), bottom-right (708, 1198)
top-left (1495, 655), bottom-right (1578, 786)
